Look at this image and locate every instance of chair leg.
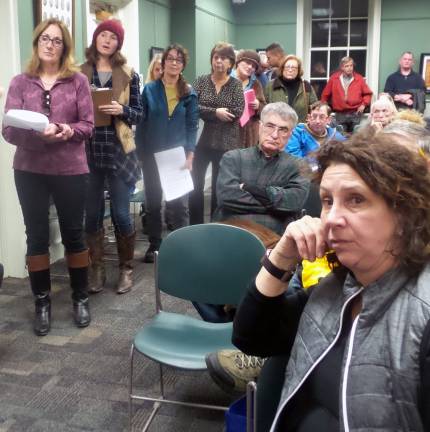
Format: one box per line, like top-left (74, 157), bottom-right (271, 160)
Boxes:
top-left (159, 364), bottom-right (165, 398)
top-left (129, 344), bottom-right (135, 431)
top-left (247, 381), bottom-right (257, 432)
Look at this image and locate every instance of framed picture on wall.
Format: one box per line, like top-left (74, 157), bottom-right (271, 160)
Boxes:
top-left (419, 53), bottom-right (430, 93)
top-left (150, 47), bottom-right (164, 61)
top-left (35, 0), bottom-right (74, 38)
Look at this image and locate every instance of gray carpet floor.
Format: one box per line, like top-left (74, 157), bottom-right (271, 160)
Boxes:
top-left (0, 230), bottom-right (235, 431)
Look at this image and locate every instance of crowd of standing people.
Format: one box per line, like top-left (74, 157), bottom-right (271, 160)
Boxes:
top-left (2, 16), bottom-right (430, 431)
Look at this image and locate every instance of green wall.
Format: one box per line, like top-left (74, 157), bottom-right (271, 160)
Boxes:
top-left (171, 0), bottom-right (196, 83)
top-left (233, 0), bottom-right (297, 53)
top-left (379, 0), bottom-right (430, 91)
top-left (194, 0), bottom-right (236, 77)
top-left (139, 0), bottom-right (172, 77)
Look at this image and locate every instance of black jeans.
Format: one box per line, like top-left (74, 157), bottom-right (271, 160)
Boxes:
top-left (141, 152), bottom-right (189, 249)
top-left (189, 146), bottom-right (225, 225)
top-left (334, 112), bottom-right (362, 134)
top-left (14, 170), bottom-right (87, 256)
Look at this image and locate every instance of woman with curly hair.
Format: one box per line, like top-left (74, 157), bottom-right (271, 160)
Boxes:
top-left (233, 128), bottom-right (430, 431)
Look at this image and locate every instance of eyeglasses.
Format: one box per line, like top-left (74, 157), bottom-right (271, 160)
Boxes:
top-left (39, 34), bottom-right (63, 49)
top-left (165, 56), bottom-right (184, 65)
top-left (42, 90), bottom-right (51, 115)
top-left (262, 122), bottom-right (290, 136)
top-left (284, 65), bottom-right (298, 70)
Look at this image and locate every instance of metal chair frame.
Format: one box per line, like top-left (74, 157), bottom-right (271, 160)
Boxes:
top-left (128, 224), bottom-right (265, 431)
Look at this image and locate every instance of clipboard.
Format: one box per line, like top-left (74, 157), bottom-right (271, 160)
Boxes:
top-left (91, 88), bottom-right (113, 127)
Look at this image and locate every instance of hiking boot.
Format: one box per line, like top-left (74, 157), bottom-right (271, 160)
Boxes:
top-left (205, 349), bottom-right (265, 394)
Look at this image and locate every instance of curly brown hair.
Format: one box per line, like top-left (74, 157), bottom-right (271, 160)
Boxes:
top-left (315, 127), bottom-right (430, 273)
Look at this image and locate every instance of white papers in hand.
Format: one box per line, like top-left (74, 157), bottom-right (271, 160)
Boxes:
top-left (3, 109), bottom-right (49, 132)
top-left (154, 147), bottom-right (194, 201)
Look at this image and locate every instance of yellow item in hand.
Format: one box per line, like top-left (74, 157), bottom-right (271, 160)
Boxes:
top-left (302, 255), bottom-right (332, 289)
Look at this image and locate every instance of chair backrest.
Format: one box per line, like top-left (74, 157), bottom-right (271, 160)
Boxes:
top-left (156, 223), bottom-right (266, 305)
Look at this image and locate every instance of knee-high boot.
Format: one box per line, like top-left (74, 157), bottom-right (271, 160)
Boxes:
top-left (86, 229), bottom-right (106, 294)
top-left (27, 254), bottom-right (51, 336)
top-left (115, 231), bottom-right (136, 294)
top-left (66, 250), bottom-right (91, 328)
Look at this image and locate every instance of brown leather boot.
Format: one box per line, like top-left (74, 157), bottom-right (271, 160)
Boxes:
top-left (86, 230), bottom-right (106, 294)
top-left (115, 231), bottom-right (136, 294)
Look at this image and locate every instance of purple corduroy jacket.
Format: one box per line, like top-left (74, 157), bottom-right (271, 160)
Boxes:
top-left (2, 72), bottom-right (94, 175)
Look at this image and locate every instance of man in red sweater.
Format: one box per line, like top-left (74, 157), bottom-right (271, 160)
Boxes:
top-left (321, 56), bottom-right (373, 133)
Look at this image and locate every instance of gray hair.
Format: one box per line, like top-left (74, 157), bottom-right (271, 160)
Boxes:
top-left (383, 120), bottom-right (427, 140)
top-left (340, 56), bottom-right (355, 66)
top-left (260, 102), bottom-right (298, 128)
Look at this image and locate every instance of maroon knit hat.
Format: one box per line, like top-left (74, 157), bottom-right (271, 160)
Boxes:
top-left (92, 19), bottom-right (125, 50)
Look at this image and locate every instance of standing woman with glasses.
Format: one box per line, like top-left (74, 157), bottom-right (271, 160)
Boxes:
top-left (265, 55), bottom-right (317, 123)
top-left (136, 44), bottom-right (198, 263)
top-left (189, 42), bottom-right (244, 225)
top-left (81, 19), bottom-right (143, 295)
top-left (2, 18), bottom-right (94, 335)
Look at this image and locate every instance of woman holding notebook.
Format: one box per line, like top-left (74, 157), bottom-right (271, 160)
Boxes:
top-left (81, 19), bottom-right (143, 295)
top-left (2, 18), bottom-right (94, 335)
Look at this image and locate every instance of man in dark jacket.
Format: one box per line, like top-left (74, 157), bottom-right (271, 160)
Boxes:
top-left (384, 51), bottom-right (426, 112)
top-left (321, 56), bottom-right (372, 133)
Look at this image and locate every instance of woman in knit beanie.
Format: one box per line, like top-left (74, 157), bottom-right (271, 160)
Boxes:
top-left (81, 19), bottom-right (143, 295)
top-left (233, 49), bottom-right (266, 148)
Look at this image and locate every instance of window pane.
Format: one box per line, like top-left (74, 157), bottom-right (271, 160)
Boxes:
top-left (311, 51), bottom-right (328, 78)
top-left (312, 0), bottom-right (330, 18)
top-left (330, 20), bottom-right (348, 46)
top-left (330, 50), bottom-right (347, 74)
top-left (350, 50), bottom-right (366, 76)
top-left (349, 20), bottom-right (367, 46)
top-left (311, 80), bottom-right (327, 99)
top-left (351, 1), bottom-right (368, 17)
top-left (312, 21), bottom-right (329, 47)
top-left (331, 0), bottom-right (349, 18)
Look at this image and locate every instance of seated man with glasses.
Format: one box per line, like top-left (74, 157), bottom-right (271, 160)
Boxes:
top-left (193, 102), bottom-right (309, 324)
top-left (286, 101), bottom-right (345, 167)
top-left (213, 102), bottom-right (309, 236)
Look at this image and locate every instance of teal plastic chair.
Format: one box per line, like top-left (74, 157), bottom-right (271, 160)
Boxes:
top-left (129, 223), bottom-right (266, 431)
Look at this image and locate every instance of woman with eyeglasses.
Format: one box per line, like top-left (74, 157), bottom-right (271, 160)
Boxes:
top-left (265, 54), bottom-right (317, 123)
top-left (2, 18), bottom-right (94, 336)
top-left (189, 42), bottom-right (244, 225)
top-left (135, 44), bottom-right (198, 263)
top-left (81, 20), bottom-right (143, 295)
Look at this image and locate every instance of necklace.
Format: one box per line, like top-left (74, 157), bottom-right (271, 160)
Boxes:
top-left (40, 76), bottom-right (58, 89)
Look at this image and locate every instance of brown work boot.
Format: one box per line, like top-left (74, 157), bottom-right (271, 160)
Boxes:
top-left (86, 230), bottom-right (106, 294)
top-left (115, 231), bottom-right (136, 294)
top-left (205, 349), bottom-right (265, 394)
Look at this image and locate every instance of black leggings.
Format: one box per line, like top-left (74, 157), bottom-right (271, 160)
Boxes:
top-left (14, 170), bottom-right (87, 256)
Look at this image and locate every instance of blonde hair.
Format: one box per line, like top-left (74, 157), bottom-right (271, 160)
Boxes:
top-left (26, 18), bottom-right (79, 78)
top-left (146, 53), bottom-right (162, 83)
top-left (394, 109), bottom-right (426, 127)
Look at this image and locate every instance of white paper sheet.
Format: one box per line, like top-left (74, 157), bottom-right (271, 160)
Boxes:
top-left (154, 147), bottom-right (194, 201)
top-left (3, 109), bottom-right (49, 132)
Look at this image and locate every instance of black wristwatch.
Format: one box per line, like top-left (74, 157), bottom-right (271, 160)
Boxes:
top-left (261, 249), bottom-right (296, 282)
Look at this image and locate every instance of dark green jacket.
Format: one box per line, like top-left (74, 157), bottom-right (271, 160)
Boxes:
top-left (264, 77), bottom-right (317, 122)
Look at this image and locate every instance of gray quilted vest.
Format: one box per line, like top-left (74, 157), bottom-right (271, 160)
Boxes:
top-left (271, 264), bottom-right (430, 432)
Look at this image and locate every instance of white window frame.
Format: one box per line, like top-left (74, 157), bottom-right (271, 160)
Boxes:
top-left (297, 0), bottom-right (381, 97)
